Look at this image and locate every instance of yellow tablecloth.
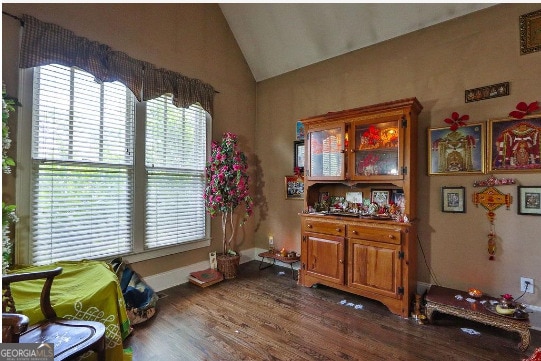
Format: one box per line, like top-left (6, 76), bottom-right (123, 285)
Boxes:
top-left (10, 260), bottom-right (131, 361)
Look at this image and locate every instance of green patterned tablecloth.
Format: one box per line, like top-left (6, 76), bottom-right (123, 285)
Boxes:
top-left (10, 260), bottom-right (131, 361)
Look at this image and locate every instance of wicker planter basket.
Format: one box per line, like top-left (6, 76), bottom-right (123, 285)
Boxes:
top-left (216, 254), bottom-right (240, 279)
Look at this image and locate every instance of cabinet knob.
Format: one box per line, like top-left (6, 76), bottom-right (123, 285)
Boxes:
top-left (307, 224), bottom-right (312, 228)
top-left (352, 230), bottom-right (358, 235)
top-left (336, 228), bottom-right (342, 232)
top-left (339, 259), bottom-right (343, 264)
top-left (350, 149), bottom-right (355, 153)
top-left (388, 234), bottom-right (395, 240)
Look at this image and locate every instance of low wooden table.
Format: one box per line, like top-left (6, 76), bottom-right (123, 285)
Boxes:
top-left (258, 251), bottom-right (300, 280)
top-left (425, 285), bottom-right (530, 351)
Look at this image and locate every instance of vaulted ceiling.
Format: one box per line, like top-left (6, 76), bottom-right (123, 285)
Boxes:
top-left (219, 3), bottom-right (496, 82)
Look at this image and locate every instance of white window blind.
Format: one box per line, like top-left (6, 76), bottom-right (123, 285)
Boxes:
top-left (145, 97), bottom-right (207, 249)
top-left (31, 64), bottom-right (134, 264)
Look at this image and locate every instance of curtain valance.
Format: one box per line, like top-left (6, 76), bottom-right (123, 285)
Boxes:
top-left (19, 14), bottom-right (215, 115)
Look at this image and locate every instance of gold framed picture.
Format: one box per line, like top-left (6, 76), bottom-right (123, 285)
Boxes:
top-left (428, 123), bottom-right (486, 175)
top-left (488, 115), bottom-right (541, 172)
top-left (520, 9), bottom-right (541, 55)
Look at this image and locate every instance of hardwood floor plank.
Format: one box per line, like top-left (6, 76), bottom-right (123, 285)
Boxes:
top-left (125, 261), bottom-right (540, 360)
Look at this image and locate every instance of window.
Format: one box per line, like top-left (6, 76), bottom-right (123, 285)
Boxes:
top-left (16, 64), bottom-right (210, 265)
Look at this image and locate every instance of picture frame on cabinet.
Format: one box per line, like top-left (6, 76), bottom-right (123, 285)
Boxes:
top-left (441, 186), bottom-right (465, 213)
top-left (294, 140), bottom-right (305, 172)
top-left (518, 186), bottom-right (541, 215)
top-left (488, 115), bottom-right (541, 172)
top-left (371, 190), bottom-right (390, 206)
top-left (520, 9), bottom-right (541, 55)
top-left (285, 175), bottom-right (304, 200)
top-left (428, 123), bottom-right (486, 175)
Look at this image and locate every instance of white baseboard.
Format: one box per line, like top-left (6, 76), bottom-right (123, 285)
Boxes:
top-left (144, 251), bottom-right (541, 330)
top-left (144, 248), bottom-right (258, 292)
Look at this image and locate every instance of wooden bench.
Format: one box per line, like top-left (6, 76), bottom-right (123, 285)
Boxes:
top-left (425, 285), bottom-right (530, 351)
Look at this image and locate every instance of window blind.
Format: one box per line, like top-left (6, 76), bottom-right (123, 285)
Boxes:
top-left (31, 64), bottom-right (134, 264)
top-left (145, 97), bottom-right (207, 249)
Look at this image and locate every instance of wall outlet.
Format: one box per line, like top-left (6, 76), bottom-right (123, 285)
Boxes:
top-left (521, 277), bottom-right (534, 294)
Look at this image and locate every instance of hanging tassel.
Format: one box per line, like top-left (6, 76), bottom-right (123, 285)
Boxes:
top-left (488, 227), bottom-right (496, 260)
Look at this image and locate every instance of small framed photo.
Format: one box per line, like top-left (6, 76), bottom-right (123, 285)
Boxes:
top-left (441, 186), bottom-right (466, 213)
top-left (296, 121), bottom-right (305, 141)
top-left (428, 123), bottom-right (485, 175)
top-left (294, 140), bottom-right (305, 172)
top-left (285, 175), bottom-right (304, 200)
top-left (319, 192), bottom-right (329, 204)
top-left (488, 115), bottom-right (541, 172)
top-left (371, 190), bottom-right (390, 206)
top-left (518, 186), bottom-right (541, 216)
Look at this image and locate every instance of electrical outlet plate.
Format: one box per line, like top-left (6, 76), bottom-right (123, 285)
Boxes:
top-left (520, 277), bottom-right (534, 294)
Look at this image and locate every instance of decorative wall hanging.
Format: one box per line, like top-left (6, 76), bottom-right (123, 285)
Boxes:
top-left (509, 101), bottom-right (539, 119)
top-left (520, 9), bottom-right (541, 55)
top-left (488, 115), bottom-right (541, 172)
top-left (473, 175), bottom-right (516, 188)
top-left (518, 186), bottom-right (541, 216)
top-left (428, 123), bottom-right (485, 175)
top-left (441, 186), bottom-right (466, 213)
top-left (465, 82), bottom-right (509, 103)
top-left (472, 183), bottom-right (513, 260)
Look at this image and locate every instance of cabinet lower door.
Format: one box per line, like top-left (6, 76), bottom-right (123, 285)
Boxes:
top-left (348, 238), bottom-right (402, 298)
top-left (304, 233), bottom-right (345, 285)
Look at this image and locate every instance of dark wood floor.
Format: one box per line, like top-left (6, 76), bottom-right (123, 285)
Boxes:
top-left (124, 261), bottom-right (540, 361)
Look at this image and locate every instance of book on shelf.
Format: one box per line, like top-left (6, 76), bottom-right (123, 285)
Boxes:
top-left (189, 268), bottom-right (223, 288)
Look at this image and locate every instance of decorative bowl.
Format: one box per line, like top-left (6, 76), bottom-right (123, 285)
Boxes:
top-left (468, 288), bottom-right (483, 298)
top-left (495, 305), bottom-right (516, 315)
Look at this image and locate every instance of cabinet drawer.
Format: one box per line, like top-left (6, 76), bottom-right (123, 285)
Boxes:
top-left (303, 220), bottom-right (344, 236)
top-left (347, 226), bottom-right (401, 244)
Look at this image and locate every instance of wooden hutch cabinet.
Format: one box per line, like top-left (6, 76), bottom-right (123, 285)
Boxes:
top-left (299, 98), bottom-right (422, 318)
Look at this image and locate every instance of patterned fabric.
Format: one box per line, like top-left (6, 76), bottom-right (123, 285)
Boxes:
top-left (10, 260), bottom-right (131, 361)
top-left (19, 14), bottom-right (215, 115)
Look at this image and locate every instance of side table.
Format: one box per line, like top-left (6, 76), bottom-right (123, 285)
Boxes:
top-left (425, 285), bottom-right (530, 351)
top-left (258, 251), bottom-right (300, 280)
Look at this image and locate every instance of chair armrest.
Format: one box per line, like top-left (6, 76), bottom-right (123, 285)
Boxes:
top-left (2, 267), bottom-right (62, 319)
top-left (2, 313), bottom-right (30, 342)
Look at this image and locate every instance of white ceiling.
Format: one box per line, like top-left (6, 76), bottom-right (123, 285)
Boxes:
top-left (219, 3), bottom-right (496, 82)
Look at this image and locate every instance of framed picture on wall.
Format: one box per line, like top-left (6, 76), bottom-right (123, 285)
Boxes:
top-left (518, 186), bottom-right (541, 215)
top-left (441, 186), bottom-right (465, 213)
top-left (285, 175), bottom-right (304, 200)
top-left (294, 140), bottom-right (305, 172)
top-left (296, 121), bottom-right (305, 141)
top-left (428, 123), bottom-right (485, 175)
top-left (488, 115), bottom-right (541, 172)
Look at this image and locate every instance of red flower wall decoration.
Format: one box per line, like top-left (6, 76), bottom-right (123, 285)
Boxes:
top-left (444, 112), bottom-right (469, 131)
top-left (509, 101), bottom-right (539, 119)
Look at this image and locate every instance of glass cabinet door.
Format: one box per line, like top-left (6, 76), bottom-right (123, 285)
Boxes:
top-left (351, 119), bottom-right (403, 179)
top-left (307, 125), bottom-right (345, 180)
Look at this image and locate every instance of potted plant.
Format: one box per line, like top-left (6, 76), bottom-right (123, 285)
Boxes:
top-left (204, 132), bottom-right (253, 278)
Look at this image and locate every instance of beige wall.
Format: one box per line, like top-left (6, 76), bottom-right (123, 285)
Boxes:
top-left (2, 3), bottom-right (257, 276)
top-left (255, 4), bottom-right (541, 307)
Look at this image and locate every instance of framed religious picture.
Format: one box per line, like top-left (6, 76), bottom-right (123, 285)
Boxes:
top-left (518, 186), bottom-right (541, 215)
top-left (428, 123), bottom-right (486, 175)
top-left (441, 186), bottom-right (466, 213)
top-left (285, 175), bottom-right (304, 200)
top-left (488, 115), bottom-right (541, 172)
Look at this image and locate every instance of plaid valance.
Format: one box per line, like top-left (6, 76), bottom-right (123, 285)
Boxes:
top-left (19, 14), bottom-right (215, 115)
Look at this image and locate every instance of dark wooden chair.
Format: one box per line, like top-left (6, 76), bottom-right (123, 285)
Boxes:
top-left (2, 267), bottom-right (106, 361)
